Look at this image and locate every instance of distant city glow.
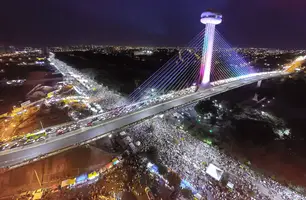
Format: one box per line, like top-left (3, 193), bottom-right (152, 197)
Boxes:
top-left (295, 56), bottom-right (306, 62)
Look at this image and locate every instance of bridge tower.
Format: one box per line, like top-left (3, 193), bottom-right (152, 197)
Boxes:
top-left (199, 10), bottom-right (222, 86)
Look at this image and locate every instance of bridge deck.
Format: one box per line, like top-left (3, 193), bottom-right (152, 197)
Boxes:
top-left (0, 73), bottom-right (285, 169)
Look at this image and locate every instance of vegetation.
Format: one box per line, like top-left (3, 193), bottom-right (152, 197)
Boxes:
top-left (194, 100), bottom-right (217, 116)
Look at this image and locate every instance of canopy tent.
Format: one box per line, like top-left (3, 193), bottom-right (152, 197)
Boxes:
top-left (61, 178), bottom-right (76, 188)
top-left (88, 171), bottom-right (99, 180)
top-left (76, 173), bottom-right (88, 184)
top-left (206, 163), bottom-right (224, 181)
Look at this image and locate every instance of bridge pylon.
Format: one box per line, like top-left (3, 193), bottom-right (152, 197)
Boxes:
top-left (198, 10), bottom-right (222, 88)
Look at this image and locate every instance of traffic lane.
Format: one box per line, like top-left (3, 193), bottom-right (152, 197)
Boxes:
top-left (0, 76), bottom-right (271, 167)
top-left (0, 74), bottom-right (268, 160)
top-left (0, 75), bottom-right (280, 167)
top-left (0, 82), bottom-right (223, 167)
top-left (0, 76), bottom-right (260, 162)
top-left (0, 101), bottom-right (165, 167)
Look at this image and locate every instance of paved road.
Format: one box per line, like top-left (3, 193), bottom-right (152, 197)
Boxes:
top-left (0, 72), bottom-right (285, 168)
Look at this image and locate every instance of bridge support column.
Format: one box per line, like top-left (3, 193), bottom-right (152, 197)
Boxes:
top-left (257, 80), bottom-right (262, 88)
top-left (200, 24), bottom-right (216, 86)
top-left (198, 10), bottom-right (222, 88)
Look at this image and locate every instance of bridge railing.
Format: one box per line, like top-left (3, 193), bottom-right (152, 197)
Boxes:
top-left (210, 70), bottom-right (284, 86)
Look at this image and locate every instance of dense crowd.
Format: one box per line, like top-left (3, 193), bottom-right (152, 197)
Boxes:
top-left (39, 184), bottom-right (115, 200)
top-left (129, 112), bottom-right (305, 200)
top-left (49, 54), bottom-right (122, 110)
top-left (25, 164), bottom-right (140, 200)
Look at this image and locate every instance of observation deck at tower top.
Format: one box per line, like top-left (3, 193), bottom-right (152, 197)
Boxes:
top-left (200, 11), bottom-right (222, 24)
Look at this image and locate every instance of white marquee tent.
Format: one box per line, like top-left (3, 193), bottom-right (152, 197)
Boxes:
top-left (206, 163), bottom-right (224, 181)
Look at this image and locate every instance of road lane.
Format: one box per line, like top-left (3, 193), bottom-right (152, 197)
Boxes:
top-left (0, 73), bottom-right (285, 168)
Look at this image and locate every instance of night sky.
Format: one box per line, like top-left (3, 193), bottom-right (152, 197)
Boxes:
top-left (1, 0), bottom-right (305, 49)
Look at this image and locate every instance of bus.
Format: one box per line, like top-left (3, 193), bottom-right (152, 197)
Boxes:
top-left (25, 130), bottom-right (46, 140)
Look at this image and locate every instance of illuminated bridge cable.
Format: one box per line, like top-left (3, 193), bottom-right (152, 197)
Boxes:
top-left (214, 44), bottom-right (244, 78)
top-left (214, 31), bottom-right (249, 78)
top-left (156, 43), bottom-right (202, 93)
top-left (136, 33), bottom-right (203, 99)
top-left (173, 54), bottom-right (202, 91)
top-left (210, 48), bottom-right (225, 81)
top-left (211, 55), bottom-right (226, 82)
top-left (209, 29), bottom-right (253, 81)
top-left (129, 29), bottom-right (204, 100)
top-left (213, 34), bottom-right (241, 79)
top-left (138, 45), bottom-right (199, 99)
top-left (148, 35), bottom-right (204, 94)
top-left (215, 30), bottom-right (253, 75)
top-left (174, 59), bottom-right (201, 91)
top-left (129, 30), bottom-right (204, 102)
top-left (161, 60), bottom-right (196, 92)
top-left (211, 47), bottom-right (237, 81)
top-left (145, 50), bottom-right (195, 98)
top-left (210, 43), bottom-right (233, 82)
top-left (157, 47), bottom-right (202, 94)
top-left (128, 30), bottom-right (204, 102)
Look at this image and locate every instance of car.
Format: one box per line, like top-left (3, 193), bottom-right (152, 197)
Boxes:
top-left (37, 137), bottom-right (46, 142)
top-left (56, 129), bottom-right (64, 135)
top-left (24, 140), bottom-right (35, 146)
top-left (10, 143), bottom-right (20, 149)
top-left (45, 128), bottom-right (53, 133)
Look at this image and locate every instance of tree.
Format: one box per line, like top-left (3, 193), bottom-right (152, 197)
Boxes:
top-left (157, 163), bottom-right (168, 176)
top-left (169, 190), bottom-right (180, 200)
top-left (248, 190), bottom-right (255, 197)
top-left (148, 123), bottom-right (154, 132)
top-left (232, 104), bottom-right (243, 115)
top-left (195, 100), bottom-right (217, 116)
top-left (180, 188), bottom-right (193, 199)
top-left (210, 116), bottom-right (217, 126)
top-left (221, 172), bottom-right (230, 186)
top-left (167, 172), bottom-right (181, 189)
top-left (146, 146), bottom-right (159, 162)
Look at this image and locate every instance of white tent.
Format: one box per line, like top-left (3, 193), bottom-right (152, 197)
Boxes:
top-left (206, 163), bottom-right (224, 181)
top-left (227, 182), bottom-right (234, 189)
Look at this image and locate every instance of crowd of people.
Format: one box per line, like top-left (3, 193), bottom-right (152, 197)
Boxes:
top-left (24, 162), bottom-right (141, 200)
top-left (28, 54), bottom-right (304, 200)
top-left (49, 53), bottom-right (122, 110)
top-left (39, 184), bottom-right (115, 200)
top-left (129, 112), bottom-right (305, 200)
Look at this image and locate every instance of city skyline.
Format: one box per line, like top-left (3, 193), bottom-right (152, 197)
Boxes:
top-left (1, 0), bottom-right (306, 49)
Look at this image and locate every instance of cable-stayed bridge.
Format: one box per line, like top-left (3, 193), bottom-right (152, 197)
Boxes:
top-left (0, 11), bottom-right (297, 168)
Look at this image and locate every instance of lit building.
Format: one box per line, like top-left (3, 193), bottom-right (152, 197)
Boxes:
top-left (134, 50), bottom-right (153, 56)
top-left (199, 10), bottom-right (222, 85)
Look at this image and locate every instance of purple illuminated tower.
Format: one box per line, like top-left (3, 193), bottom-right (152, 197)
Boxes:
top-left (199, 10), bottom-right (222, 86)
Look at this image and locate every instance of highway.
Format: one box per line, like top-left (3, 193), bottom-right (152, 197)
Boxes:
top-left (0, 72), bottom-right (286, 168)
